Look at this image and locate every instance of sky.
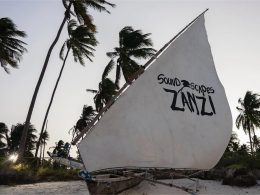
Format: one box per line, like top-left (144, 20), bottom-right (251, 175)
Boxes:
top-left (0, 0), bottom-right (260, 157)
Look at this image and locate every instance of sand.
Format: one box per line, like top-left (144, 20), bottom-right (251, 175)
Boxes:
top-left (122, 179), bottom-right (260, 194)
top-left (0, 179), bottom-right (259, 195)
top-left (0, 181), bottom-right (88, 195)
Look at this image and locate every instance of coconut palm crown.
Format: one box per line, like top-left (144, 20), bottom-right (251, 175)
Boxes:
top-left (0, 17), bottom-right (27, 73)
top-left (60, 19), bottom-right (98, 63)
top-left (87, 60), bottom-right (118, 112)
top-left (62, 0), bottom-right (115, 32)
top-left (75, 105), bottom-right (96, 133)
top-left (107, 26), bottom-right (156, 87)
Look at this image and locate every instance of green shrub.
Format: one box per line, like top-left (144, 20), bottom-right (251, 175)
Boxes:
top-left (36, 167), bottom-right (80, 181)
top-left (227, 164), bottom-right (246, 169)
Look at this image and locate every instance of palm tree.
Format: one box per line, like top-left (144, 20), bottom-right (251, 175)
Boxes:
top-left (75, 105), bottom-right (96, 134)
top-left (0, 17), bottom-right (27, 73)
top-left (0, 122), bottom-right (10, 148)
top-left (50, 140), bottom-right (64, 156)
top-left (225, 131), bottom-right (240, 153)
top-left (39, 130), bottom-right (49, 164)
top-left (20, 0), bottom-right (115, 160)
top-left (87, 60), bottom-right (117, 112)
top-left (63, 0), bottom-right (115, 32)
top-left (10, 123), bottom-right (38, 157)
top-left (107, 26), bottom-right (156, 87)
top-left (252, 135), bottom-right (260, 151)
top-left (35, 19), bottom-right (98, 157)
top-left (0, 123), bottom-right (9, 154)
top-left (236, 91), bottom-right (260, 154)
top-left (237, 144), bottom-right (249, 156)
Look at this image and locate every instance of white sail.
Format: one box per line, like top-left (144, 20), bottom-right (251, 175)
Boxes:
top-left (78, 14), bottom-right (232, 172)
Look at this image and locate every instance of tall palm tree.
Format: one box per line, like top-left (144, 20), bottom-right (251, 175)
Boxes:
top-left (20, 0), bottom-right (115, 160)
top-left (87, 60), bottom-right (117, 112)
top-left (236, 91), bottom-right (260, 154)
top-left (107, 26), bottom-right (156, 87)
top-left (35, 19), bottom-right (98, 157)
top-left (0, 17), bottom-right (27, 73)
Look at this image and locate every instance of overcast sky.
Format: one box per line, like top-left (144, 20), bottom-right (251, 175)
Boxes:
top-left (0, 0), bottom-right (260, 157)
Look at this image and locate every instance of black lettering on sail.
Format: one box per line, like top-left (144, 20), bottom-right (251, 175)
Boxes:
top-left (187, 92), bottom-right (199, 115)
top-left (181, 92), bottom-right (193, 112)
top-left (163, 88), bottom-right (184, 112)
top-left (209, 95), bottom-right (216, 114)
top-left (162, 82), bottom-right (216, 117)
top-left (196, 96), bottom-right (213, 116)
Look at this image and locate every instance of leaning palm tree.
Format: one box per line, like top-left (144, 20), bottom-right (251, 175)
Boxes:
top-left (236, 91), bottom-right (260, 154)
top-left (20, 0), bottom-right (115, 160)
top-left (107, 26), bottom-right (156, 87)
top-left (87, 60), bottom-right (117, 112)
top-left (0, 17), bottom-right (27, 73)
top-left (35, 19), bottom-right (98, 157)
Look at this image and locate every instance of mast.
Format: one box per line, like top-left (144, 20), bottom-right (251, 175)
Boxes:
top-left (72, 9), bottom-right (209, 145)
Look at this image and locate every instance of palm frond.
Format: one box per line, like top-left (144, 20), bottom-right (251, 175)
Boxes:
top-left (86, 89), bottom-right (98, 94)
top-left (129, 48), bottom-right (157, 59)
top-left (59, 42), bottom-right (67, 60)
top-left (102, 59), bottom-right (114, 80)
top-left (0, 17), bottom-right (27, 73)
top-left (106, 51), bottom-right (118, 58)
top-left (94, 93), bottom-right (103, 112)
top-left (72, 1), bottom-right (96, 31)
top-left (65, 21), bottom-right (98, 65)
top-left (67, 19), bottom-right (77, 35)
top-left (82, 0), bottom-right (115, 13)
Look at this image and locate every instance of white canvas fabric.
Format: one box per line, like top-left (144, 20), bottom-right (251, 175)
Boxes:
top-left (78, 15), bottom-right (232, 171)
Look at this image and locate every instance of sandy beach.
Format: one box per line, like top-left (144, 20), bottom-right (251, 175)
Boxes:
top-left (0, 179), bottom-right (260, 195)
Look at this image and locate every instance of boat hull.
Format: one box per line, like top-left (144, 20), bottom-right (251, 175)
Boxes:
top-left (86, 173), bottom-right (144, 195)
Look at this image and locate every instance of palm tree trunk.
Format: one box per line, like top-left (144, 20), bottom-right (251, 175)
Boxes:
top-left (39, 143), bottom-right (43, 165)
top-left (252, 130), bottom-right (256, 152)
top-left (35, 47), bottom-right (71, 157)
top-left (18, 2), bottom-right (72, 161)
top-left (247, 121), bottom-right (254, 155)
top-left (42, 142), bottom-right (46, 165)
top-left (248, 130), bottom-right (254, 155)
